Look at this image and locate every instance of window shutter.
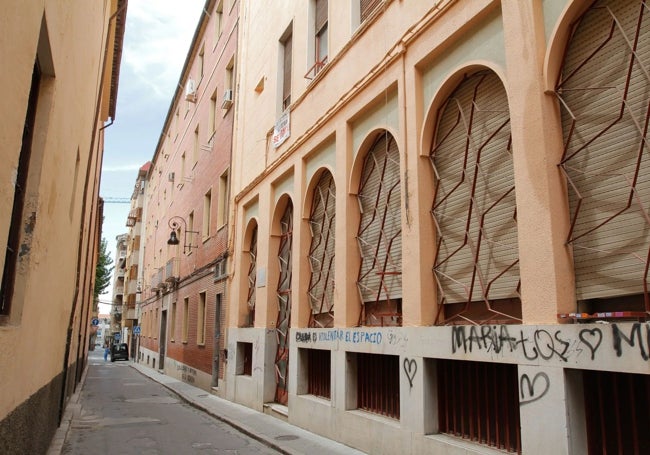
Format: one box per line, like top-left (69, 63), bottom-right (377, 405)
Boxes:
top-left (283, 34), bottom-right (292, 107)
top-left (557, 0), bottom-right (650, 300)
top-left (308, 171), bottom-right (336, 326)
top-left (357, 131), bottom-right (402, 302)
top-left (246, 226), bottom-right (257, 318)
top-left (361, 0), bottom-right (381, 22)
top-left (431, 71), bottom-right (519, 305)
top-left (315, 0), bottom-right (328, 33)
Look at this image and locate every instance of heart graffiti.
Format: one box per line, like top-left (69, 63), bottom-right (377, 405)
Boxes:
top-left (403, 358), bottom-right (417, 388)
top-left (578, 328), bottom-right (602, 360)
top-left (519, 372), bottom-right (550, 405)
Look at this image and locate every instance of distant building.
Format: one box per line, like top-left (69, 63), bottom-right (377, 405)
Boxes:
top-left (111, 233), bottom-right (128, 343)
top-left (0, 1), bottom-right (127, 453)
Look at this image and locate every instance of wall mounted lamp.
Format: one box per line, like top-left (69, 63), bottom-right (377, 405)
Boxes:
top-left (167, 216), bottom-right (199, 254)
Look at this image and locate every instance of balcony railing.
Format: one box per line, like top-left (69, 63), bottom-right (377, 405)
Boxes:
top-left (165, 258), bottom-right (180, 282)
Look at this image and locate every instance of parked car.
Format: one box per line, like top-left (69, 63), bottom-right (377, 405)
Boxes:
top-left (111, 343), bottom-right (129, 362)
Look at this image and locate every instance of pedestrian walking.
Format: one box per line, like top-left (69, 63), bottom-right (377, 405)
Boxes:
top-left (104, 344), bottom-right (110, 361)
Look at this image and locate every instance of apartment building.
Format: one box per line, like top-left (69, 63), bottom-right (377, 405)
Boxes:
top-left (122, 162), bottom-right (150, 356)
top-left (0, 1), bottom-right (127, 453)
top-left (112, 233), bottom-right (128, 342)
top-left (138, 0), bottom-right (237, 391)
top-left (225, 0), bottom-right (650, 454)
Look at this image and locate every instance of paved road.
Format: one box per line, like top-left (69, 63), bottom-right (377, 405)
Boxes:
top-left (62, 349), bottom-right (279, 455)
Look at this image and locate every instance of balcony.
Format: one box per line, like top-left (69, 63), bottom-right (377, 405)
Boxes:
top-left (165, 258), bottom-right (180, 283)
top-left (150, 268), bottom-right (163, 291)
top-left (126, 279), bottom-right (139, 295)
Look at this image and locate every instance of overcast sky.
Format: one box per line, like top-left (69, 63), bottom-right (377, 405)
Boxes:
top-left (99, 0), bottom-right (204, 312)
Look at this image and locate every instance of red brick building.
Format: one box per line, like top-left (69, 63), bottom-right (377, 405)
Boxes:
top-left (138, 0), bottom-right (237, 392)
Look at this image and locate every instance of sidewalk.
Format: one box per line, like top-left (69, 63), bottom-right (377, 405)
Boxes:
top-left (129, 362), bottom-right (365, 455)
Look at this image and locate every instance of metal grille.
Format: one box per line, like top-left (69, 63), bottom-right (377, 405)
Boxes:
top-left (308, 171), bottom-right (336, 328)
top-left (356, 131), bottom-right (402, 326)
top-left (357, 352), bottom-right (399, 419)
top-left (430, 71), bottom-right (521, 325)
top-left (307, 348), bottom-right (331, 399)
top-left (556, 0), bottom-right (650, 311)
top-left (274, 202), bottom-right (293, 405)
top-left (583, 370), bottom-right (650, 454)
top-left (437, 359), bottom-right (521, 453)
top-left (246, 225), bottom-right (257, 327)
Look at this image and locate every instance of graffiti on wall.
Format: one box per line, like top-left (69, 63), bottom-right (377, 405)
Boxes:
top-left (176, 364), bottom-right (197, 384)
top-left (450, 323), bottom-right (649, 362)
top-left (403, 358), bottom-right (417, 388)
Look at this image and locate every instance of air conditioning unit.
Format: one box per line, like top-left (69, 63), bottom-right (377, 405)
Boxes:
top-left (185, 78), bottom-right (197, 102)
top-left (221, 89), bottom-right (233, 109)
top-left (168, 172), bottom-right (175, 182)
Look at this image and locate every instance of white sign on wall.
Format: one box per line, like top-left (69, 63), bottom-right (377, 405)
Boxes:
top-left (272, 110), bottom-right (290, 148)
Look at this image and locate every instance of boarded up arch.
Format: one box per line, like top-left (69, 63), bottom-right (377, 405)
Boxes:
top-left (430, 69), bottom-right (521, 325)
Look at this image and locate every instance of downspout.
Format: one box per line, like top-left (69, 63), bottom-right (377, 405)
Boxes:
top-left (59, 0), bottom-right (127, 422)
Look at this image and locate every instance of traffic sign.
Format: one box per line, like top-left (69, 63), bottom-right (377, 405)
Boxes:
top-left (133, 326), bottom-right (141, 335)
top-left (114, 333), bottom-right (121, 341)
top-left (91, 318), bottom-right (99, 326)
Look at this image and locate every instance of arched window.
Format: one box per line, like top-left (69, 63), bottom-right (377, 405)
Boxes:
top-left (245, 224), bottom-right (257, 327)
top-left (356, 131), bottom-right (402, 326)
top-left (307, 171), bottom-right (336, 328)
top-left (556, 0), bottom-right (650, 316)
top-left (274, 201), bottom-right (293, 405)
top-left (430, 70), bottom-right (520, 325)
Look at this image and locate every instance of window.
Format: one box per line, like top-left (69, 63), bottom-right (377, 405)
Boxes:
top-left (170, 301), bottom-right (177, 341)
top-left (437, 359), bottom-right (520, 452)
top-left (187, 211), bottom-right (195, 252)
top-left (315, 0), bottom-right (328, 71)
top-left (182, 297), bottom-right (189, 342)
top-left (356, 353), bottom-right (399, 418)
top-left (193, 125), bottom-right (199, 167)
top-left (1, 61), bottom-right (41, 318)
top-left (198, 45), bottom-right (205, 82)
top-left (307, 171), bottom-right (336, 328)
top-left (556, 0), bottom-right (650, 317)
top-left (246, 225), bottom-right (257, 327)
top-left (356, 131), bottom-right (402, 326)
top-left (430, 71), bottom-right (520, 325)
top-left (197, 291), bottom-right (206, 344)
top-left (154, 309), bottom-right (159, 339)
top-left (582, 370), bottom-right (650, 453)
top-left (214, 1), bottom-right (223, 43)
top-left (360, 0), bottom-right (381, 22)
top-left (217, 170), bottom-right (229, 228)
top-left (237, 342), bottom-right (253, 376)
top-left (280, 27), bottom-right (292, 111)
top-left (209, 89), bottom-right (217, 137)
top-left (306, 348), bottom-right (330, 399)
top-left (203, 189), bottom-right (212, 240)
top-left (274, 201), bottom-right (293, 405)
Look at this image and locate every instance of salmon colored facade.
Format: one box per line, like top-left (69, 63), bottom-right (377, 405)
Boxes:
top-left (225, 0), bottom-right (650, 454)
top-left (0, 1), bottom-right (126, 453)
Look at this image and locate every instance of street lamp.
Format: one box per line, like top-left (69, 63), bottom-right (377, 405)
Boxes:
top-left (167, 216), bottom-right (199, 254)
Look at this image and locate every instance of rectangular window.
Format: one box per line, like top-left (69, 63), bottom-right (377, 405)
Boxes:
top-left (198, 45), bottom-right (205, 81)
top-left (237, 342), bottom-right (253, 376)
top-left (315, 0), bottom-right (328, 70)
top-left (209, 89), bottom-right (217, 137)
top-left (360, 0), bottom-right (381, 22)
top-left (154, 309), bottom-right (159, 339)
top-left (193, 125), bottom-right (199, 167)
top-left (188, 211), bottom-right (195, 253)
top-left (2, 61), bottom-right (41, 317)
top-left (280, 28), bottom-right (292, 111)
top-left (170, 301), bottom-right (177, 341)
top-left (214, 1), bottom-right (223, 43)
top-left (203, 189), bottom-right (212, 240)
top-left (217, 170), bottom-right (229, 228)
top-left (356, 352), bottom-right (399, 419)
top-left (437, 359), bottom-right (520, 453)
top-left (197, 291), bottom-right (206, 345)
top-left (307, 349), bottom-right (331, 399)
top-left (182, 297), bottom-right (189, 342)
top-left (583, 370), bottom-right (650, 454)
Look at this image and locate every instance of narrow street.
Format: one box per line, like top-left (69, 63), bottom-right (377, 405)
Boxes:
top-left (59, 349), bottom-right (279, 455)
